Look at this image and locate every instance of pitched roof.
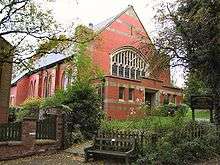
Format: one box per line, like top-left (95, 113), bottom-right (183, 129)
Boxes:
top-left (11, 5), bottom-right (140, 85)
top-left (11, 53), bottom-right (72, 85)
top-left (93, 5), bottom-right (133, 32)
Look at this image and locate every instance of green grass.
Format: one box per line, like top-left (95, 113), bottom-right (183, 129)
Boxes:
top-left (186, 110), bottom-right (210, 119)
top-left (102, 116), bottom-right (190, 131)
top-left (102, 110), bottom-right (211, 131)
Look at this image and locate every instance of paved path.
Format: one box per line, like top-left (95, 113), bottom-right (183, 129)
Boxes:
top-left (64, 141), bottom-right (93, 156)
top-left (0, 152), bottom-right (103, 165)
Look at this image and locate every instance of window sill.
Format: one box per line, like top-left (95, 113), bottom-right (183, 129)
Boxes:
top-left (118, 99), bottom-right (125, 102)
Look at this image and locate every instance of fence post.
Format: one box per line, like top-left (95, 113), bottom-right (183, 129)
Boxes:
top-left (56, 113), bottom-right (64, 149)
top-left (22, 118), bottom-right (37, 148)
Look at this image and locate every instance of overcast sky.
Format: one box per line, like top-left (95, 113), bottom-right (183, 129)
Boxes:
top-left (47, 0), bottom-right (185, 87)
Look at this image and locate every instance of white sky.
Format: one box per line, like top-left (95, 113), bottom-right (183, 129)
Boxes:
top-left (47, 0), bottom-right (185, 88)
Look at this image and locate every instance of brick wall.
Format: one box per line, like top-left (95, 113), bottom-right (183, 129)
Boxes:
top-left (0, 38), bottom-right (13, 123)
top-left (0, 112), bottom-right (64, 160)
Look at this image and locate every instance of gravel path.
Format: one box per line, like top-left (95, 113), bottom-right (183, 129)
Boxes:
top-left (0, 152), bottom-right (104, 165)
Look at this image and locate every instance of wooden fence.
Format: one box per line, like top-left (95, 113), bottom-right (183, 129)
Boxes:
top-left (100, 122), bottom-right (214, 149)
top-left (36, 116), bottom-right (56, 140)
top-left (0, 122), bottom-right (22, 142)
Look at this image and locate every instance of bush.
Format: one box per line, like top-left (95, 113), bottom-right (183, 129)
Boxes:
top-left (8, 107), bottom-right (19, 122)
top-left (176, 104), bottom-right (190, 117)
top-left (41, 89), bottom-right (67, 109)
top-left (63, 83), bottom-right (104, 139)
top-left (16, 97), bottom-right (42, 120)
top-left (137, 121), bottom-right (218, 165)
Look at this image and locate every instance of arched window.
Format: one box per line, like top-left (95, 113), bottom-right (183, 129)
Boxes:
top-left (110, 47), bottom-right (148, 80)
top-left (43, 76), bottom-right (53, 97)
top-left (61, 72), bottom-right (69, 90)
top-left (29, 81), bottom-right (34, 97)
top-left (43, 77), bottom-right (48, 98)
top-left (48, 76), bottom-right (52, 96)
top-left (33, 80), bottom-right (36, 96)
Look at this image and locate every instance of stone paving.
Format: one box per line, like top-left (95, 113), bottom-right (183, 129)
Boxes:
top-left (64, 141), bottom-right (93, 156)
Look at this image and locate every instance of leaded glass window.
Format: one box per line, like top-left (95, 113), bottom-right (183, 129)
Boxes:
top-left (119, 65), bottom-right (124, 77)
top-left (111, 48), bottom-right (148, 79)
top-left (136, 69), bottom-right (141, 79)
top-left (125, 66), bottom-right (130, 78)
top-left (131, 68), bottom-right (135, 79)
top-left (141, 70), bottom-right (145, 77)
top-left (112, 63), bottom-right (118, 76)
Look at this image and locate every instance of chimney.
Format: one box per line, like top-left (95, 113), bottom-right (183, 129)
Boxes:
top-left (89, 23), bottom-right (93, 30)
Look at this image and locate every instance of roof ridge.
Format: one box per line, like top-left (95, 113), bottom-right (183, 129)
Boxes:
top-left (94, 5), bottom-right (133, 32)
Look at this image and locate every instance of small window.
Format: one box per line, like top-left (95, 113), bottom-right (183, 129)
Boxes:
top-left (129, 88), bottom-right (134, 101)
top-left (172, 95), bottom-right (177, 104)
top-left (119, 87), bottom-right (125, 100)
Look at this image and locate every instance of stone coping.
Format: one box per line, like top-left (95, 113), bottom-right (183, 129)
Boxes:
top-left (0, 141), bottom-right (22, 146)
top-left (35, 139), bottom-right (57, 145)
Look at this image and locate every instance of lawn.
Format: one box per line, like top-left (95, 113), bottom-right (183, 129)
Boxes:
top-left (102, 110), bottom-right (211, 131)
top-left (186, 110), bottom-right (210, 119)
top-left (102, 116), bottom-right (189, 131)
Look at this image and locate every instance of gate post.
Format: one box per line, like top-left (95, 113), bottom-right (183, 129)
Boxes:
top-left (22, 118), bottom-right (37, 148)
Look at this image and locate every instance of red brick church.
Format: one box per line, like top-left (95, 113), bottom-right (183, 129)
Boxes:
top-left (10, 6), bottom-right (183, 120)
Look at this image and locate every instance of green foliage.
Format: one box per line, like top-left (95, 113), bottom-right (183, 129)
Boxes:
top-left (138, 121), bottom-right (218, 164)
top-left (36, 35), bottom-right (70, 54)
top-left (156, 0), bottom-right (220, 97)
top-left (39, 25), bottom-right (104, 139)
top-left (41, 90), bottom-right (67, 109)
top-left (140, 103), bottom-right (190, 118)
top-left (63, 83), bottom-right (104, 139)
top-left (16, 97), bottom-right (43, 120)
top-left (176, 104), bottom-right (190, 117)
top-left (8, 107), bottom-right (18, 122)
top-left (184, 72), bottom-right (210, 103)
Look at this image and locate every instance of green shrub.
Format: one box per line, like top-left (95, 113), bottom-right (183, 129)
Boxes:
top-left (63, 83), bottom-right (104, 139)
top-left (138, 121), bottom-right (217, 164)
top-left (41, 89), bottom-right (66, 109)
top-left (8, 107), bottom-right (19, 122)
top-left (176, 104), bottom-right (190, 117)
top-left (16, 97), bottom-right (42, 120)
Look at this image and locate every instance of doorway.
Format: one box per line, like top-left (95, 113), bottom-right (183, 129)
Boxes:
top-left (145, 89), bottom-right (157, 109)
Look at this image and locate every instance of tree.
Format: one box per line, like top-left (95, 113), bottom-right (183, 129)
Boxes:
top-left (154, 0), bottom-right (220, 123)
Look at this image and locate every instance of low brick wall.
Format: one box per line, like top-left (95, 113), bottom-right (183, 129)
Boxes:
top-left (0, 114), bottom-right (64, 160)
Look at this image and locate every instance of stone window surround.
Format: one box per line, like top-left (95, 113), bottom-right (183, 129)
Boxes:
top-left (110, 47), bottom-right (148, 80)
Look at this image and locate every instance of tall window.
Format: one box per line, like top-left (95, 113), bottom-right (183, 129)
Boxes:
top-left (112, 63), bottom-right (118, 76)
top-left (43, 77), bottom-right (48, 97)
top-left (129, 88), bottom-right (134, 101)
top-left (111, 47), bottom-right (148, 80)
top-left (29, 81), bottom-right (34, 97)
top-left (61, 72), bottom-right (72, 90)
top-left (119, 87), bottom-right (125, 100)
top-left (48, 76), bottom-right (52, 96)
top-left (43, 76), bottom-right (52, 97)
